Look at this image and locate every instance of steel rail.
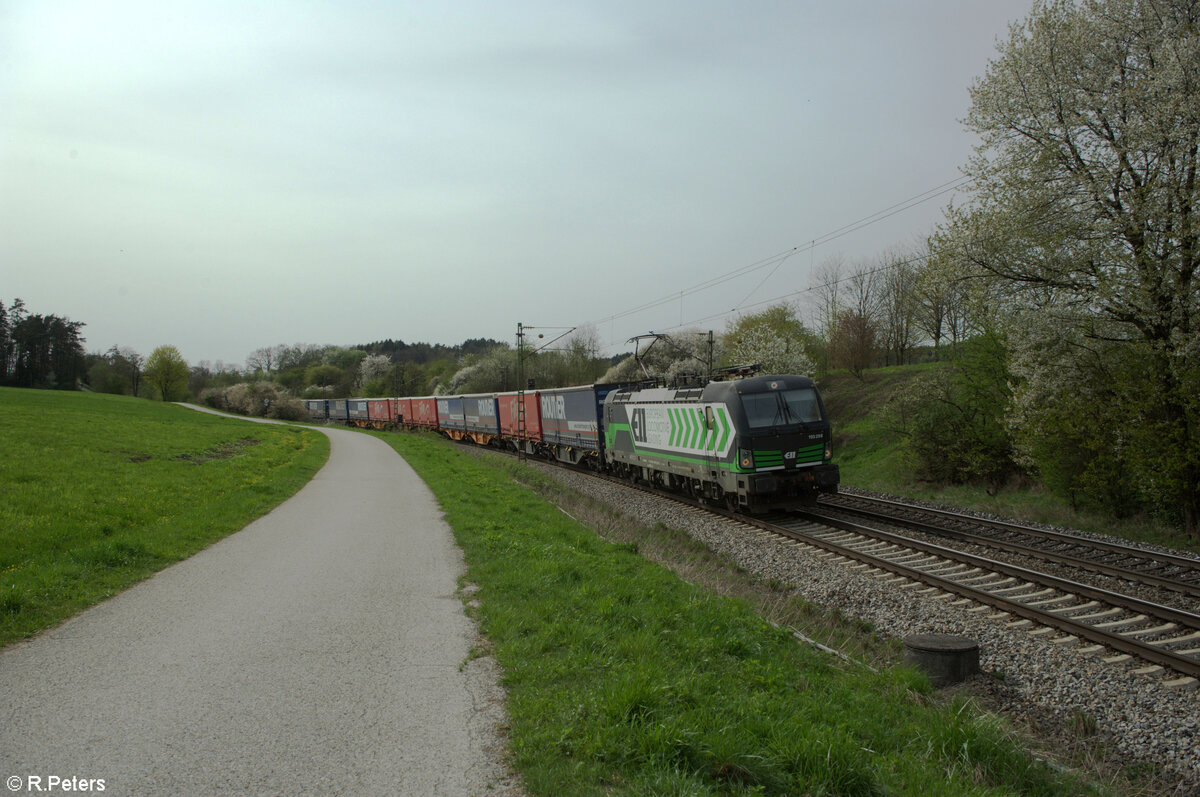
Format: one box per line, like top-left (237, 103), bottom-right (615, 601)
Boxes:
top-left (757, 510), bottom-right (1200, 679)
top-left (825, 493), bottom-right (1200, 575)
top-left (809, 501), bottom-right (1200, 600)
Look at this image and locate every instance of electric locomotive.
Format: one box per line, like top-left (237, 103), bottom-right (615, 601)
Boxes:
top-left (602, 374), bottom-right (838, 512)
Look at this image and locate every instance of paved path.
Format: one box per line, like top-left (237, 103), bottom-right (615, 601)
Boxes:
top-left (1, 420), bottom-right (515, 796)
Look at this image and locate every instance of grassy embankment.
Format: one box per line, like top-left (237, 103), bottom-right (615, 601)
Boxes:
top-left (819, 365), bottom-right (1199, 555)
top-left (381, 430), bottom-right (1102, 796)
top-left (0, 388), bottom-right (329, 645)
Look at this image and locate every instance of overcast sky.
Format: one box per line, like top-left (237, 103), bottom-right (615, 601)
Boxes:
top-left (2, 1), bottom-right (1032, 367)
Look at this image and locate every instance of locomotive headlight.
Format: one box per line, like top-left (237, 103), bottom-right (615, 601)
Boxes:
top-left (824, 444), bottom-right (832, 460)
top-left (739, 448), bottom-right (753, 469)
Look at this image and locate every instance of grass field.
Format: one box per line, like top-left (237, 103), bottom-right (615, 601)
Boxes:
top-left (379, 430), bottom-right (1101, 796)
top-left (0, 388), bottom-right (328, 645)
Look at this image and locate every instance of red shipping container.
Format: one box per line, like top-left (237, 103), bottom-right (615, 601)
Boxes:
top-left (367, 399), bottom-right (398, 424)
top-left (497, 392), bottom-right (543, 441)
top-left (396, 398), bottom-right (413, 425)
top-left (408, 397), bottom-right (439, 429)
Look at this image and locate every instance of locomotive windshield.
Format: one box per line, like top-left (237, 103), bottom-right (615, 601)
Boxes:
top-left (742, 388), bottom-right (822, 429)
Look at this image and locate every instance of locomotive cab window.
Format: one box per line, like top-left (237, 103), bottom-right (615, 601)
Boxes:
top-left (743, 388), bottom-right (822, 429)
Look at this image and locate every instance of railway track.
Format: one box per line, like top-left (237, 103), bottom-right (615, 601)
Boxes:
top-left (817, 492), bottom-right (1200, 600)
top-left (739, 508), bottom-right (1200, 685)
top-left (492, 446), bottom-right (1200, 686)
top-left (584, 472), bottom-right (1200, 684)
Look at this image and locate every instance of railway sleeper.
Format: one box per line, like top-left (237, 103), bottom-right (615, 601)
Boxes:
top-left (1026, 593), bottom-right (1078, 608)
top-left (1151, 630), bottom-right (1200, 647)
top-left (1132, 664), bottom-right (1165, 676)
top-left (1162, 676), bottom-right (1199, 690)
top-left (1011, 587), bottom-right (1057, 601)
top-left (960, 574), bottom-right (1015, 587)
top-left (893, 553), bottom-right (940, 566)
top-left (1121, 622), bottom-right (1178, 638)
top-left (1071, 606), bottom-right (1123, 621)
top-left (991, 581), bottom-right (1037, 596)
top-left (1051, 600), bottom-right (1100, 615)
top-left (927, 563), bottom-right (976, 576)
top-left (1094, 614), bottom-right (1148, 630)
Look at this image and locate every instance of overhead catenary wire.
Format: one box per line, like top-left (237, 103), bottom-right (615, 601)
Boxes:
top-left (655, 251), bottom-right (933, 336)
top-left (588, 175), bottom-right (973, 348)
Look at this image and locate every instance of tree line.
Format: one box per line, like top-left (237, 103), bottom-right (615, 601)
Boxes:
top-left (0, 299), bottom-right (86, 389)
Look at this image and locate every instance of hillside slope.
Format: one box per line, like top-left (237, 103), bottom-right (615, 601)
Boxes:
top-left (819, 364), bottom-right (937, 491)
top-left (816, 364), bottom-right (1198, 554)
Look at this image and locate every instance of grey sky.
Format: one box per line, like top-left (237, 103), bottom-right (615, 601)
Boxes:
top-left (2, 1), bottom-right (1031, 367)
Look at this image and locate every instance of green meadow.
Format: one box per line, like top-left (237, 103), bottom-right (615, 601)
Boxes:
top-left (379, 430), bottom-right (1105, 797)
top-left (0, 388), bottom-right (328, 645)
top-left (0, 389), bottom-right (1129, 793)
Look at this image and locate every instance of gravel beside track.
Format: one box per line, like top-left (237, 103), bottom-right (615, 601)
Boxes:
top-left (542, 466), bottom-right (1200, 791)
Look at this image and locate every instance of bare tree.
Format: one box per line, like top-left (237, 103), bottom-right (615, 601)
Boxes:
top-left (827, 310), bottom-right (877, 378)
top-left (877, 249), bottom-right (919, 366)
top-left (245, 346), bottom-right (277, 375)
top-left (808, 255), bottom-right (846, 344)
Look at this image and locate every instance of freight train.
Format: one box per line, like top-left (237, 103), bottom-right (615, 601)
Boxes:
top-left (304, 374), bottom-right (839, 512)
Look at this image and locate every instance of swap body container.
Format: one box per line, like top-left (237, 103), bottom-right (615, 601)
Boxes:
top-left (460, 393), bottom-right (500, 439)
top-left (367, 399), bottom-right (399, 425)
top-left (436, 396), bottom-right (466, 432)
top-left (303, 399), bottom-right (328, 422)
top-left (407, 397), bottom-right (439, 429)
top-left (497, 392), bottom-right (543, 441)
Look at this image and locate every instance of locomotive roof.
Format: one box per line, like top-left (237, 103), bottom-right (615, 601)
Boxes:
top-left (701, 374), bottom-right (815, 401)
top-left (605, 374), bottom-right (817, 404)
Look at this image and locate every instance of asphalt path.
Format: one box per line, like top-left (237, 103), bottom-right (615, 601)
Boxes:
top-left (1, 416), bottom-right (517, 796)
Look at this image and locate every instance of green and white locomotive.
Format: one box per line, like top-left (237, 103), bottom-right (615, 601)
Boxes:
top-left (602, 374), bottom-right (839, 512)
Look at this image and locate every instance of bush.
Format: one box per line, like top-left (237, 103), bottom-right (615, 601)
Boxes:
top-left (201, 382), bottom-right (306, 421)
top-left (889, 332), bottom-right (1020, 488)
